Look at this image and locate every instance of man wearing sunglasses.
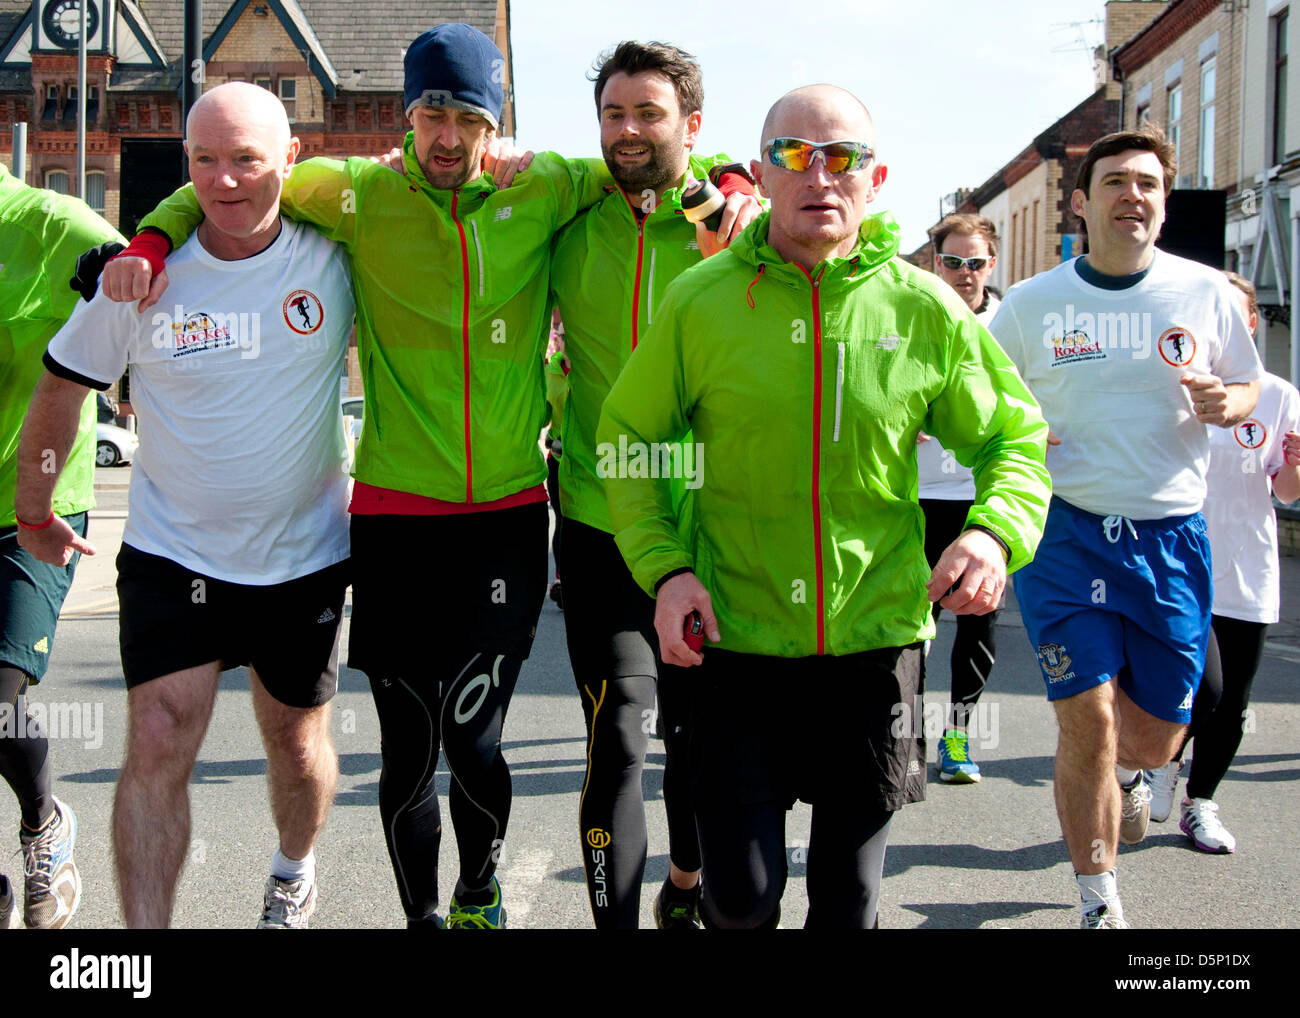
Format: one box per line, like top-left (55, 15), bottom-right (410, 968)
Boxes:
top-left (600, 84), bottom-right (1049, 928)
top-left (919, 214), bottom-right (1003, 785)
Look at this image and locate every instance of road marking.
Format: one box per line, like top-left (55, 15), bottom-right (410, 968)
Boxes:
top-left (500, 847), bottom-right (551, 926)
top-left (60, 596), bottom-right (119, 618)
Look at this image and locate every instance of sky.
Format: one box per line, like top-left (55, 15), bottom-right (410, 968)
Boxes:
top-left (510, 0), bottom-right (1111, 252)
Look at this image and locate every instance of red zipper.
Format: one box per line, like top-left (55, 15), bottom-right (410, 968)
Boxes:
top-left (630, 218), bottom-right (645, 351)
top-left (451, 188), bottom-right (473, 502)
top-left (796, 264), bottom-right (826, 655)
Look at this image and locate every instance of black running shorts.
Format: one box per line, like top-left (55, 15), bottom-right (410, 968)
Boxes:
top-left (116, 543), bottom-right (347, 708)
top-left (690, 645), bottom-right (928, 812)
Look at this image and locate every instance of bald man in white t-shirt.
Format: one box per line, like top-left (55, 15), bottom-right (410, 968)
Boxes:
top-left (989, 125), bottom-right (1261, 929)
top-left (16, 83), bottom-right (354, 929)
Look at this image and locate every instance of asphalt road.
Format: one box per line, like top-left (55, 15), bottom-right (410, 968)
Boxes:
top-left (7, 463), bottom-right (1299, 930)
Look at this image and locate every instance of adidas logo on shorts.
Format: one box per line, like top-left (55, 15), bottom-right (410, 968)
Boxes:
top-left (316, 608), bottom-right (337, 624)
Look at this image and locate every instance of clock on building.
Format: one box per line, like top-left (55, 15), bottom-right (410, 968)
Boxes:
top-left (37, 0), bottom-right (103, 51)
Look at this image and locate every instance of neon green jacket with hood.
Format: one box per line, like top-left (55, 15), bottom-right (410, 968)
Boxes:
top-left (598, 211), bottom-right (1051, 658)
top-left (139, 138), bottom-right (611, 503)
top-left (1, 164), bottom-right (123, 529)
top-left (550, 154), bottom-right (739, 533)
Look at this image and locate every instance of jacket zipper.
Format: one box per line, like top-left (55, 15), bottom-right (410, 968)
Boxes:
top-left (470, 220), bottom-right (485, 297)
top-left (631, 218), bottom-right (645, 350)
top-left (451, 189), bottom-right (473, 502)
top-left (796, 264), bottom-right (826, 655)
top-left (834, 342), bottom-right (845, 443)
top-left (647, 247), bottom-right (657, 325)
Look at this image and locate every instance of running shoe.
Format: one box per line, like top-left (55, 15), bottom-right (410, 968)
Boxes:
top-left (1081, 902), bottom-right (1129, 929)
top-left (549, 580), bottom-right (563, 610)
top-left (1145, 760), bottom-right (1181, 823)
top-left (257, 874), bottom-right (317, 928)
top-left (1118, 774), bottom-right (1151, 845)
top-left (445, 875), bottom-right (506, 929)
top-left (654, 881), bottom-right (703, 930)
top-left (937, 729), bottom-right (981, 783)
top-left (20, 798), bottom-right (80, 929)
top-left (0, 874), bottom-right (17, 929)
top-left (1180, 798), bottom-right (1236, 854)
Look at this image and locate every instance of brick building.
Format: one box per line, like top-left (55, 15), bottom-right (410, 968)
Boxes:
top-left (0, 0), bottom-right (515, 233)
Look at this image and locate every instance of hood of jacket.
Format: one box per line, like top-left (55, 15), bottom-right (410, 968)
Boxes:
top-left (727, 208), bottom-right (903, 292)
top-left (401, 130), bottom-right (497, 210)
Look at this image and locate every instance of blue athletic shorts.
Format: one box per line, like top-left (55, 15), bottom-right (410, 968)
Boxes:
top-left (1013, 497), bottom-right (1211, 724)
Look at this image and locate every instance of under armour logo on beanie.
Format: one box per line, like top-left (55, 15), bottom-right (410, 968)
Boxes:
top-left (403, 23), bottom-right (504, 129)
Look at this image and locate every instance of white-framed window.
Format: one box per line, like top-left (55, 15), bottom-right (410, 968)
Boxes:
top-left (45, 170), bottom-right (69, 194)
top-left (1136, 103), bottom-right (1151, 126)
top-left (254, 77), bottom-right (272, 91)
top-left (1198, 58), bottom-right (1216, 188)
top-left (85, 171), bottom-right (106, 216)
top-left (1275, 9), bottom-right (1290, 165)
top-left (1167, 83), bottom-right (1182, 166)
top-left (278, 78), bottom-right (296, 122)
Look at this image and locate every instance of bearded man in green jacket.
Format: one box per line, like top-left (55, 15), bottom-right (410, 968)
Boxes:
top-left (599, 84), bottom-right (1051, 929)
top-left (549, 40), bottom-right (760, 930)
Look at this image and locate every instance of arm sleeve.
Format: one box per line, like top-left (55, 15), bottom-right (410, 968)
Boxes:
top-left (44, 290), bottom-right (136, 390)
top-left (1211, 284), bottom-right (1264, 385)
top-left (44, 203), bottom-right (125, 322)
top-left (925, 309), bottom-right (1052, 574)
top-left (598, 288), bottom-right (696, 596)
top-left (137, 158), bottom-right (360, 251)
top-left (530, 153), bottom-right (615, 231)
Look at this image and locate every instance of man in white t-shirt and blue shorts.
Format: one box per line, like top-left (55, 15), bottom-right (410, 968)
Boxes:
top-left (15, 83), bottom-right (354, 929)
top-left (989, 125), bottom-right (1261, 928)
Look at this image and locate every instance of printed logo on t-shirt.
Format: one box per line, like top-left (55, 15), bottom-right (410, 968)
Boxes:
top-left (282, 290), bottom-right (324, 335)
top-left (1157, 327), bottom-right (1196, 367)
top-left (1036, 642), bottom-right (1075, 682)
top-left (1046, 328), bottom-right (1107, 368)
top-left (172, 311), bottom-right (239, 357)
top-left (1234, 418), bottom-right (1267, 450)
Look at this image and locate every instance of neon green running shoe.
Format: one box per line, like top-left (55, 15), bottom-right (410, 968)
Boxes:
top-left (445, 875), bottom-right (507, 929)
top-left (937, 729), bottom-right (981, 783)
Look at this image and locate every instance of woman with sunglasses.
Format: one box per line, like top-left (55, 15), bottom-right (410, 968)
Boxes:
top-left (918, 214), bottom-right (1003, 784)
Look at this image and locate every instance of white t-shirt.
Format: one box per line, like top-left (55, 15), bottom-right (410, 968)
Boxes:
top-left (917, 292), bottom-right (1000, 500)
top-left (47, 219), bottom-right (354, 584)
top-left (989, 251), bottom-right (1262, 519)
top-left (1202, 372), bottom-right (1300, 623)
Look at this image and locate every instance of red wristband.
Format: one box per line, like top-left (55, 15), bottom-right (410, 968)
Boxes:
top-left (110, 229), bottom-right (171, 279)
top-left (15, 511), bottom-right (55, 531)
top-left (711, 163), bottom-right (757, 199)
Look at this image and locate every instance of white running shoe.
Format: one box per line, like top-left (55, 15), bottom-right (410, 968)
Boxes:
top-left (20, 797), bottom-right (81, 929)
top-left (1118, 774), bottom-right (1152, 845)
top-left (1180, 798), bottom-right (1236, 854)
top-left (1081, 902), bottom-right (1129, 929)
top-left (257, 874), bottom-right (317, 928)
top-left (1146, 761), bottom-right (1181, 823)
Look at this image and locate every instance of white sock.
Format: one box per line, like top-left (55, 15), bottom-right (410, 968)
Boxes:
top-left (271, 847), bottom-right (314, 883)
top-left (1076, 869), bottom-right (1121, 914)
top-left (1115, 766), bottom-right (1139, 786)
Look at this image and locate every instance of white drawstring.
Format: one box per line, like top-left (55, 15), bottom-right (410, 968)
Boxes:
top-left (1102, 514), bottom-right (1139, 544)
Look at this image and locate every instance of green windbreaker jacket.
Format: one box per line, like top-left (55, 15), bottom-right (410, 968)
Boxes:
top-left (599, 211), bottom-right (1051, 658)
top-left (1, 164), bottom-right (123, 528)
top-left (140, 139), bottom-right (611, 503)
top-left (550, 154), bottom-right (737, 533)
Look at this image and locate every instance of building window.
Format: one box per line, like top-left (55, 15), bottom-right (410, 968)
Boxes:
top-left (42, 84), bottom-right (58, 122)
top-left (254, 77), bottom-right (272, 91)
top-left (63, 84), bottom-right (77, 121)
top-left (1167, 83), bottom-right (1182, 166)
top-left (1275, 10), bottom-right (1290, 165)
top-left (278, 78), bottom-right (296, 122)
top-left (1198, 57), bottom-right (1216, 188)
top-left (85, 171), bottom-right (106, 215)
top-left (1010, 210), bottom-right (1018, 280)
top-left (1031, 200), bottom-right (1039, 275)
top-left (45, 170), bottom-right (69, 194)
top-left (1136, 103), bottom-right (1150, 126)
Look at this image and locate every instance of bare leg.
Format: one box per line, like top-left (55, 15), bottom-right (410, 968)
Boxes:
top-left (112, 663), bottom-right (221, 928)
top-left (1115, 686), bottom-right (1186, 773)
top-left (249, 669), bottom-right (336, 860)
top-left (1052, 682), bottom-right (1119, 876)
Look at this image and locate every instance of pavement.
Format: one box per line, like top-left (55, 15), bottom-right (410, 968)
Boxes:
top-left (8, 462), bottom-right (1299, 930)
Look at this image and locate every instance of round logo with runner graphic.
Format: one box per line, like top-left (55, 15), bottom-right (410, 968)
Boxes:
top-left (282, 289), bottom-right (324, 335)
top-left (1234, 418), bottom-right (1267, 450)
top-left (1157, 326), bottom-right (1196, 367)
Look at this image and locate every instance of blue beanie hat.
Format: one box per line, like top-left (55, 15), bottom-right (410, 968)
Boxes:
top-left (404, 23), bottom-right (504, 129)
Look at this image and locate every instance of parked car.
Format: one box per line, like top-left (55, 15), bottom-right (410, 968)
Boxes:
top-left (96, 422), bottom-right (139, 467)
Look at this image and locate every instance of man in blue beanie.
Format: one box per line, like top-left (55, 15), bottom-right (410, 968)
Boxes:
top-left (100, 22), bottom-right (614, 930)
